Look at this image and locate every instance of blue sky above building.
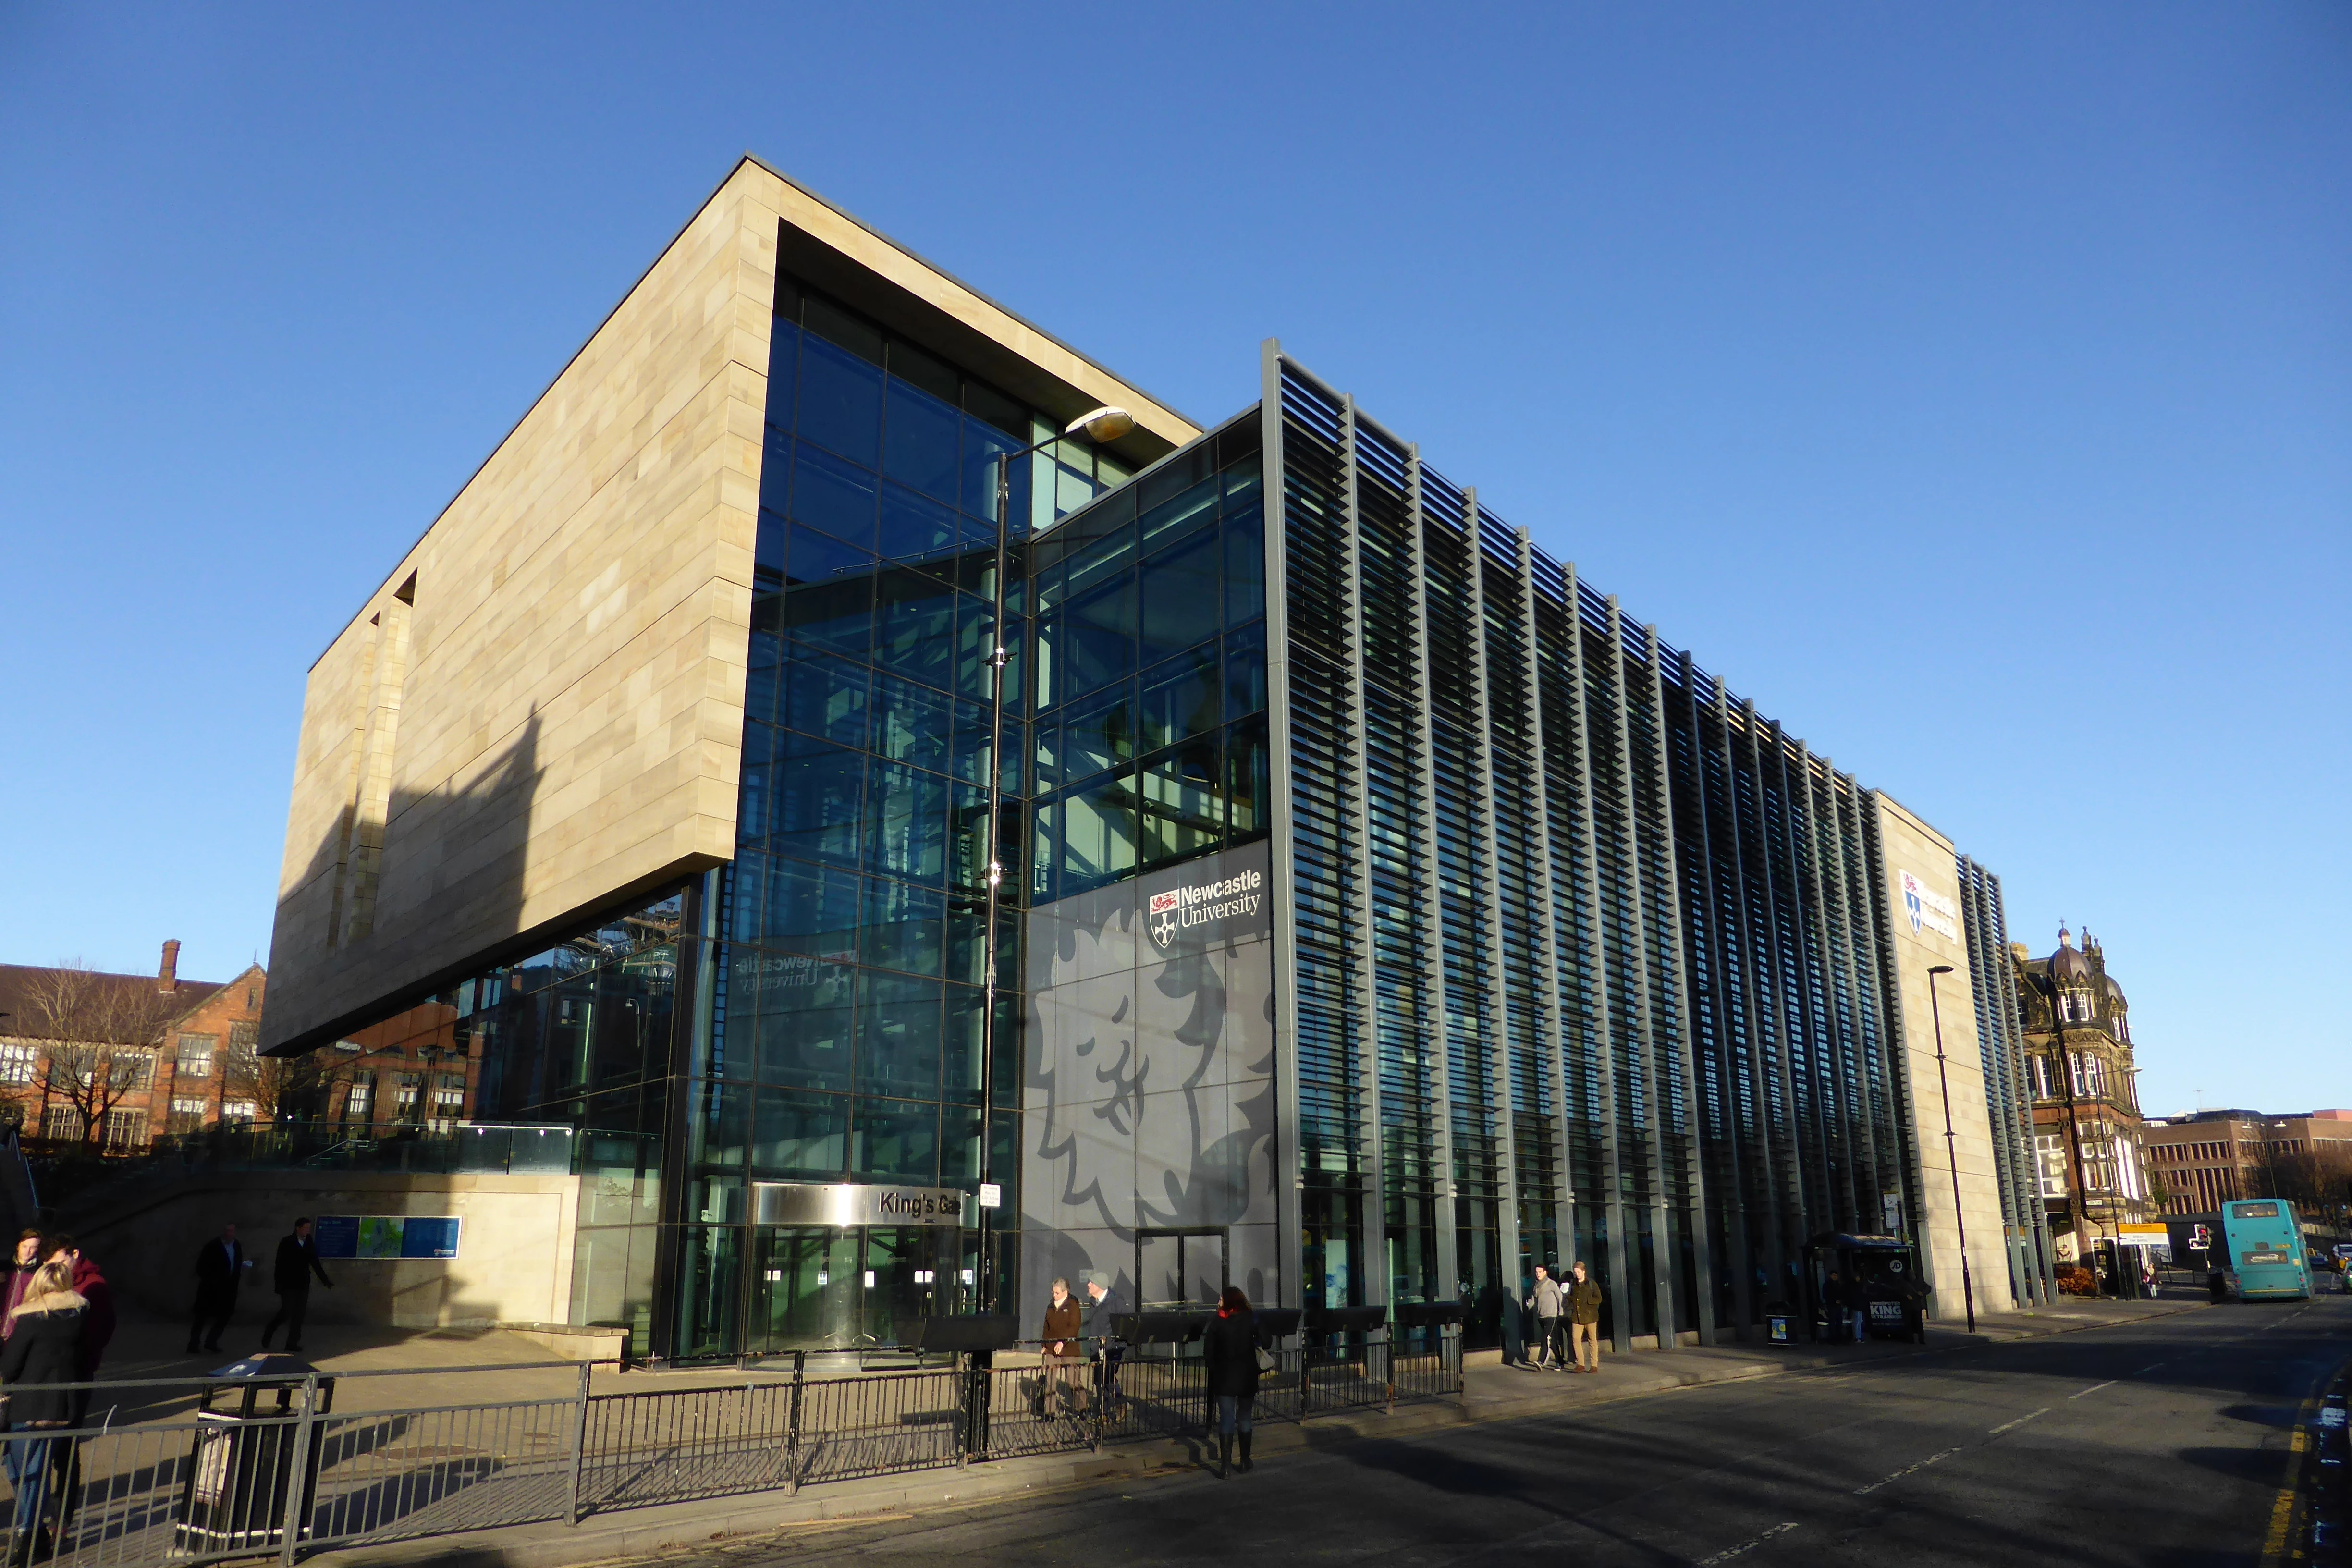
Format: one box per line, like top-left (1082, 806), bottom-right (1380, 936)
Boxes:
top-left (0, 3), bottom-right (2343, 1117)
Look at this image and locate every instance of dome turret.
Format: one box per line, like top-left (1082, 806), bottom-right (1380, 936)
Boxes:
top-left (2048, 925), bottom-right (2093, 985)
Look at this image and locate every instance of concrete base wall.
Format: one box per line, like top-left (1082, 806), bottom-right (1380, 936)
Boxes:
top-left (74, 1169), bottom-right (579, 1330)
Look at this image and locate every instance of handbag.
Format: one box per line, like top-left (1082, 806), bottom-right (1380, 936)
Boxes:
top-left (1254, 1344), bottom-right (1277, 1373)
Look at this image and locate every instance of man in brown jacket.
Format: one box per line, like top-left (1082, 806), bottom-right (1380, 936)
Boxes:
top-left (1038, 1276), bottom-right (1085, 1413)
top-left (1566, 1261), bottom-right (1604, 1373)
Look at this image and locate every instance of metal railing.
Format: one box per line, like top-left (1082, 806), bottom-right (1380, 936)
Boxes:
top-left (0, 1335), bottom-right (1460, 1562)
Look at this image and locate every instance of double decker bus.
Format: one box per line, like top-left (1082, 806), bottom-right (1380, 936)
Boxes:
top-left (2223, 1200), bottom-right (2312, 1300)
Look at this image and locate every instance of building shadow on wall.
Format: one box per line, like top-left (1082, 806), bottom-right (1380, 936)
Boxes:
top-left (267, 710), bottom-right (547, 1057)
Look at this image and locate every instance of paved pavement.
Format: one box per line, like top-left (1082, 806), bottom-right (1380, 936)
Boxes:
top-left (587, 1295), bottom-right (2351, 1568)
top-left (306, 1296), bottom-right (2301, 1568)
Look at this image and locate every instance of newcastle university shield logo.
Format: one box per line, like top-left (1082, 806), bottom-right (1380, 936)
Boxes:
top-left (1149, 889), bottom-right (1181, 949)
top-left (1900, 870), bottom-right (1924, 934)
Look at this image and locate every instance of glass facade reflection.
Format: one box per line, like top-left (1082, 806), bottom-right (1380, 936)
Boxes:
top-left (1028, 417), bottom-right (1270, 903)
top-left (1264, 353), bottom-right (2039, 1349)
top-left (280, 308), bottom-right (2034, 1363)
top-left (279, 891), bottom-right (684, 1357)
top-left (674, 275), bottom-right (1170, 1359)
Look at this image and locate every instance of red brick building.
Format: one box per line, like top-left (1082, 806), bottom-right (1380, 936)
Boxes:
top-left (0, 942), bottom-right (269, 1149)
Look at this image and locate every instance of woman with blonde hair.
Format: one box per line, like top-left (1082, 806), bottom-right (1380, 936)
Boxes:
top-left (3, 1257), bottom-right (87, 1562)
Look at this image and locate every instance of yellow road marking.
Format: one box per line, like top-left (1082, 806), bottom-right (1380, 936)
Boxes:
top-left (2260, 1384), bottom-right (2328, 1567)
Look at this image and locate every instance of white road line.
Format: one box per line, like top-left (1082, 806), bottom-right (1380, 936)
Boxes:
top-left (1989, 1408), bottom-right (2050, 1434)
top-left (2135, 1363), bottom-right (2169, 1375)
top-left (1696, 1522), bottom-right (1800, 1565)
top-left (2068, 1380), bottom-right (2117, 1400)
top-left (1854, 1448), bottom-right (1962, 1495)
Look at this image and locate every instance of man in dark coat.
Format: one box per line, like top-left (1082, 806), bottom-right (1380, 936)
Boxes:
top-left (1082, 1273), bottom-right (1128, 1408)
top-left (261, 1218), bottom-right (334, 1353)
top-left (187, 1223), bottom-right (246, 1355)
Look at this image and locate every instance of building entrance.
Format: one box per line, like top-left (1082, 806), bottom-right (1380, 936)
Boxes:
top-left (747, 1225), bottom-right (975, 1353)
top-left (746, 1183), bottom-right (976, 1355)
top-left (1135, 1226), bottom-right (1230, 1308)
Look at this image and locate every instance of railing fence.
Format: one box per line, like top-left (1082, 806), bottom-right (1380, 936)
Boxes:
top-left (0, 1332), bottom-right (1459, 1563)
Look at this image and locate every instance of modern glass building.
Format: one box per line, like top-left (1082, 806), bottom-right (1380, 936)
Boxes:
top-left (264, 159), bottom-right (2043, 1360)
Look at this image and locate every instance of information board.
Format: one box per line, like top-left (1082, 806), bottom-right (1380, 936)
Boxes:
top-left (402, 1218), bottom-right (462, 1259)
top-left (312, 1216), bottom-right (360, 1259)
top-left (309, 1216), bottom-right (464, 1261)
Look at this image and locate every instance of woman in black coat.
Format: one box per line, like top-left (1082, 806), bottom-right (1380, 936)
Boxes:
top-left (1200, 1285), bottom-right (1263, 1477)
top-left (3, 1259), bottom-right (87, 1561)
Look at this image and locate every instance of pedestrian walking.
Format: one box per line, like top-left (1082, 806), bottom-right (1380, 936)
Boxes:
top-left (2, 1257), bottom-right (89, 1564)
top-left (186, 1223), bottom-right (247, 1356)
top-left (41, 1238), bottom-right (112, 1392)
top-left (36, 1234), bottom-right (111, 1531)
top-left (1, 1232), bottom-right (42, 1336)
top-left (1202, 1284), bottom-right (1265, 1477)
top-left (260, 1218), bottom-right (335, 1353)
top-left (1037, 1276), bottom-right (1084, 1415)
top-left (1566, 1260), bottom-right (1604, 1373)
top-left (1531, 1265), bottom-right (1565, 1370)
top-left (0, 1234), bottom-right (49, 1555)
top-left (1083, 1273), bottom-right (1128, 1409)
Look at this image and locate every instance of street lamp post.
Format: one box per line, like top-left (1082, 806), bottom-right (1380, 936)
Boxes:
top-left (974, 405), bottom-right (1135, 1314)
top-left (1927, 964), bottom-right (1975, 1334)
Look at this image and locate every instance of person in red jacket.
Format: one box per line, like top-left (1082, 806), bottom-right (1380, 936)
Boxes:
top-left (38, 1235), bottom-right (113, 1533)
top-left (41, 1237), bottom-right (112, 1384)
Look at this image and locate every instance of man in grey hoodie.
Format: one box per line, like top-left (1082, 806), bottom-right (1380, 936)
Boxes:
top-left (1530, 1265), bottom-right (1565, 1370)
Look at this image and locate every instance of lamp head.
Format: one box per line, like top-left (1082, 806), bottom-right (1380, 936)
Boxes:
top-left (1064, 405), bottom-right (1135, 443)
top-left (1929, 965), bottom-right (1955, 976)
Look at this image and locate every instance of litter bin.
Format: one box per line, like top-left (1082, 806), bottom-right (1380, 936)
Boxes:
top-left (1764, 1305), bottom-right (1794, 1346)
top-left (172, 1354), bottom-right (334, 1556)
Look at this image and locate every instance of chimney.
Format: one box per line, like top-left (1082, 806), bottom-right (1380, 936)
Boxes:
top-left (159, 939), bottom-right (180, 994)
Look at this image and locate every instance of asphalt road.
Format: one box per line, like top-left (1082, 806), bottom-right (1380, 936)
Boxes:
top-left (671, 1296), bottom-right (2352, 1568)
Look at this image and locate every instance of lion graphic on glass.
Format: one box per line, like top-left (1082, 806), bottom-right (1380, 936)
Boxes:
top-left (1021, 855), bottom-right (1277, 1313)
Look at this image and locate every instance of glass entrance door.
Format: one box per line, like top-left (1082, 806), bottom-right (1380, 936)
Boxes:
top-left (751, 1226), bottom-right (858, 1352)
top-left (862, 1226), bottom-right (972, 1344)
top-left (749, 1225), bottom-right (971, 1353)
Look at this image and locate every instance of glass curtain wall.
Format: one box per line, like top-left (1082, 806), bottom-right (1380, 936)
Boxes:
top-left (1272, 353), bottom-right (1919, 1349)
top-left (1027, 418), bottom-right (1269, 909)
top-left (280, 890), bottom-right (686, 1358)
top-left (684, 274), bottom-right (1138, 1359)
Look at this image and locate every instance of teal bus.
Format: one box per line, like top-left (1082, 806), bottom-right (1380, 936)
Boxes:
top-left (2223, 1199), bottom-right (2312, 1300)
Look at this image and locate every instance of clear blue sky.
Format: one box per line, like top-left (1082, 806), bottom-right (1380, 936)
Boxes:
top-left (2, 5), bottom-right (2344, 1116)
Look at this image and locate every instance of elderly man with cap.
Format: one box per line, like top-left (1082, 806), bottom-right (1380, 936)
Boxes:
top-left (1083, 1272), bottom-right (1130, 1411)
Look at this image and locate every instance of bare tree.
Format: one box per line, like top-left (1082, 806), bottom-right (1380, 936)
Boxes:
top-left (222, 1033), bottom-right (342, 1125)
top-left (2245, 1137), bottom-right (2352, 1228)
top-left (10, 962), bottom-right (176, 1149)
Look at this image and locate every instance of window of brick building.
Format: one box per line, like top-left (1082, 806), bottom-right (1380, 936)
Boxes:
top-left (41, 1106), bottom-right (83, 1142)
top-left (0, 1044), bottom-right (35, 1087)
top-left (177, 1033), bottom-right (216, 1078)
top-left (343, 1073), bottom-right (374, 1124)
top-left (221, 1100), bottom-right (257, 1128)
top-left (102, 1108), bottom-right (145, 1150)
top-left (228, 1021), bottom-right (258, 1052)
top-left (168, 1096), bottom-right (206, 1135)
